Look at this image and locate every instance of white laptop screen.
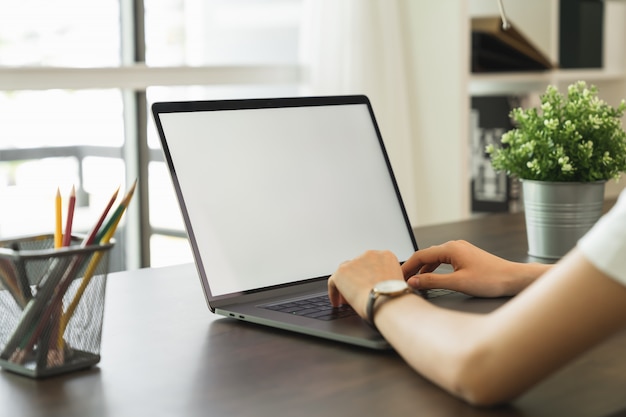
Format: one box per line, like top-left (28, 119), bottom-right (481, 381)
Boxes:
top-left (157, 100), bottom-right (416, 297)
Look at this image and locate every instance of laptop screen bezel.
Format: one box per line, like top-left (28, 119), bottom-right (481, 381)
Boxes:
top-left (151, 95), bottom-right (418, 309)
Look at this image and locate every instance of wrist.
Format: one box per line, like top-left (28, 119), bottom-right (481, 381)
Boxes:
top-left (366, 280), bottom-right (414, 330)
top-left (506, 262), bottom-right (552, 294)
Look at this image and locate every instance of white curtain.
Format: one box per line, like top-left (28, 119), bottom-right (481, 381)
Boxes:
top-left (299, 0), bottom-right (418, 224)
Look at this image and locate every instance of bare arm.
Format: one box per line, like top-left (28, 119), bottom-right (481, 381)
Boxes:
top-left (328, 248), bottom-right (626, 406)
top-left (402, 240), bottom-right (551, 297)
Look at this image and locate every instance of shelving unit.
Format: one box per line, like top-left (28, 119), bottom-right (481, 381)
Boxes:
top-left (470, 0), bottom-right (626, 201)
top-left (404, 1), bottom-right (626, 227)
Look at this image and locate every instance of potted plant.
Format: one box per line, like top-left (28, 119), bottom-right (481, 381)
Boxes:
top-left (486, 81), bottom-right (626, 259)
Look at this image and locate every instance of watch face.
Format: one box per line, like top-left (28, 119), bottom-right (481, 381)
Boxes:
top-left (376, 280), bottom-right (408, 294)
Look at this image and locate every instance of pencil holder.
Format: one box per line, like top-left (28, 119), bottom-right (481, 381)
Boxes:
top-left (0, 234), bottom-right (113, 378)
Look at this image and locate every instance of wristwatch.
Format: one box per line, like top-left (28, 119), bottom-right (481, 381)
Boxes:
top-left (366, 280), bottom-right (413, 329)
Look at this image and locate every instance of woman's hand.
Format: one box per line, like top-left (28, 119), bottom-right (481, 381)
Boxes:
top-left (328, 250), bottom-right (404, 318)
top-left (402, 240), bottom-right (548, 297)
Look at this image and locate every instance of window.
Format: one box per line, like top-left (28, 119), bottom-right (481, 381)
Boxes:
top-left (0, 0), bottom-right (305, 270)
top-left (0, 1), bottom-right (121, 67)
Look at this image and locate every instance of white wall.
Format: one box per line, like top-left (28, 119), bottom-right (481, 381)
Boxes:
top-left (402, 0), bottom-right (470, 226)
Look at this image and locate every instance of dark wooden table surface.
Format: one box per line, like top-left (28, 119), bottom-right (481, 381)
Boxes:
top-left (1, 207), bottom-right (626, 417)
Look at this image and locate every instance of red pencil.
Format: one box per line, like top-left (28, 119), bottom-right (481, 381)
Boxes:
top-left (62, 186), bottom-right (76, 247)
top-left (81, 186), bottom-right (120, 247)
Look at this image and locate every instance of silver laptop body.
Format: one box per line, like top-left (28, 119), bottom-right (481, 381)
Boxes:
top-left (152, 95), bottom-right (461, 350)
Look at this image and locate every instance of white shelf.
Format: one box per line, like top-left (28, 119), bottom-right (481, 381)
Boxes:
top-left (470, 69), bottom-right (626, 96)
top-left (551, 68), bottom-right (626, 83)
top-left (470, 72), bottom-right (553, 96)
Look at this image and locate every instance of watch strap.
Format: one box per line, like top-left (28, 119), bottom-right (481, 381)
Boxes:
top-left (366, 290), bottom-right (378, 328)
top-left (366, 282), bottom-right (412, 330)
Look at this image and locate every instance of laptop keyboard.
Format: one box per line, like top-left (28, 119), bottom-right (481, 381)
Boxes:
top-left (262, 288), bottom-right (456, 321)
top-left (262, 295), bottom-right (356, 321)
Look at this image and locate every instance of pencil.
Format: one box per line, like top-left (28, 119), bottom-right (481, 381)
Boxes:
top-left (10, 242), bottom-right (32, 304)
top-left (82, 186), bottom-right (120, 247)
top-left (95, 180), bottom-right (137, 243)
top-left (62, 185), bottom-right (76, 247)
top-left (0, 259), bottom-right (25, 308)
top-left (55, 188), bottom-right (62, 249)
top-left (47, 185), bottom-right (76, 364)
top-left (0, 186), bottom-right (121, 362)
top-left (57, 180), bottom-right (137, 349)
top-left (0, 257), bottom-right (72, 361)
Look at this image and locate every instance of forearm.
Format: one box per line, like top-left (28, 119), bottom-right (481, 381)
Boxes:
top-left (374, 294), bottom-right (560, 406)
top-left (374, 295), bottom-right (493, 404)
top-left (374, 251), bottom-right (626, 406)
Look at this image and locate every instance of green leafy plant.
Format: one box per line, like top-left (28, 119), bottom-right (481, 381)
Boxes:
top-left (486, 81), bottom-right (626, 182)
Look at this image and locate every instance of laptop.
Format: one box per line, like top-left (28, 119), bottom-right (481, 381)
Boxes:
top-left (151, 95), bottom-right (458, 350)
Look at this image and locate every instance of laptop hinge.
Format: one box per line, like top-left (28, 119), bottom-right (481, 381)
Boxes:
top-left (209, 278), bottom-right (328, 310)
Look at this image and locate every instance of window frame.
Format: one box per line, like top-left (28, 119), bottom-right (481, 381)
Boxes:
top-left (0, 0), bottom-right (305, 269)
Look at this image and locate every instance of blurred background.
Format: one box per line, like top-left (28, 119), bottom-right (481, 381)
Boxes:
top-left (1, 0), bottom-right (625, 271)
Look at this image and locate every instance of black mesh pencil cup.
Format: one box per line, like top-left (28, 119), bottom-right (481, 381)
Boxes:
top-left (0, 234), bottom-right (113, 378)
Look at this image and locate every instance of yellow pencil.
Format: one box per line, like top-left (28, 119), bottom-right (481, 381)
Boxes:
top-left (55, 188), bottom-right (62, 248)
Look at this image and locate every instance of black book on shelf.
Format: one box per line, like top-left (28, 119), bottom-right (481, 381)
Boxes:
top-left (559, 0), bottom-right (604, 69)
top-left (471, 17), bottom-right (554, 73)
top-left (470, 96), bottom-right (522, 213)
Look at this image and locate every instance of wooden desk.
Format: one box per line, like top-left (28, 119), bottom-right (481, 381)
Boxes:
top-left (2, 211), bottom-right (626, 417)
